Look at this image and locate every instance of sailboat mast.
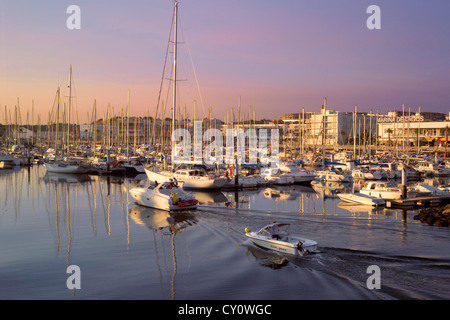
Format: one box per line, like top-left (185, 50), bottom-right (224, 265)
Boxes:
top-left (67, 65), bottom-right (72, 155)
top-left (172, 1), bottom-right (179, 148)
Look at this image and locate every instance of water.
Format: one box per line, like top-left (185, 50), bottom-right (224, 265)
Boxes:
top-left (0, 165), bottom-right (449, 300)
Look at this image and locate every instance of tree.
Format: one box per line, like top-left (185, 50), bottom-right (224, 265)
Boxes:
top-left (386, 128), bottom-right (393, 146)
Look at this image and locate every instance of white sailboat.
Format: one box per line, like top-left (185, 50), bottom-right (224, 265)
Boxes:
top-left (279, 162), bottom-right (316, 183)
top-left (259, 167), bottom-right (294, 185)
top-left (44, 158), bottom-right (91, 174)
top-left (142, 2), bottom-right (228, 190)
top-left (315, 167), bottom-right (351, 183)
top-left (351, 167), bottom-right (382, 180)
top-left (44, 66), bottom-right (91, 174)
top-left (145, 167), bottom-right (228, 190)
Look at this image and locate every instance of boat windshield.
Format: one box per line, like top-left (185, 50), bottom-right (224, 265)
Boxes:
top-left (258, 223), bottom-right (290, 238)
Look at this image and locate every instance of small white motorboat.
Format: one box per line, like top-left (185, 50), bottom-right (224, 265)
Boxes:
top-left (337, 192), bottom-right (386, 206)
top-left (260, 167), bottom-right (294, 185)
top-left (245, 222), bottom-right (317, 256)
top-left (359, 181), bottom-right (404, 200)
top-left (129, 181), bottom-right (198, 211)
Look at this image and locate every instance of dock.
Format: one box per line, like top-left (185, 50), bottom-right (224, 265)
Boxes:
top-left (386, 194), bottom-right (450, 208)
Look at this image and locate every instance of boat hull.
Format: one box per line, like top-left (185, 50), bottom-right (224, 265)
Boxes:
top-left (315, 171), bottom-right (351, 183)
top-left (44, 162), bottom-right (91, 174)
top-left (338, 193), bottom-right (385, 206)
top-left (360, 188), bottom-right (402, 200)
top-left (245, 233), bottom-right (317, 256)
top-left (145, 168), bottom-right (228, 190)
top-left (129, 186), bottom-right (198, 211)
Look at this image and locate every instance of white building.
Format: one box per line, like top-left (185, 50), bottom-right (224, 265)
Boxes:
top-left (377, 113), bottom-right (450, 147)
top-left (304, 107), bottom-right (376, 147)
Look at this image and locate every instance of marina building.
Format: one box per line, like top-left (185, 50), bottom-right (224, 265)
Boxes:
top-left (377, 111), bottom-right (450, 147)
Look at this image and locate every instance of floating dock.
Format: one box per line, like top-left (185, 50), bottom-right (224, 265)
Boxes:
top-left (386, 194), bottom-right (450, 208)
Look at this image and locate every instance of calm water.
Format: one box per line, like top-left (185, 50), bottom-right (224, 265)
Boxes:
top-left (0, 165), bottom-right (449, 300)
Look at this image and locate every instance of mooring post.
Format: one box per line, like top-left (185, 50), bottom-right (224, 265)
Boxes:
top-left (234, 157), bottom-right (239, 189)
top-left (401, 165), bottom-right (407, 199)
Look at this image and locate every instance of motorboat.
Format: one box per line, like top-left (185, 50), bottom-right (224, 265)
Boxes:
top-left (416, 162), bottom-right (450, 177)
top-left (0, 154), bottom-right (20, 168)
top-left (337, 192), bottom-right (386, 206)
top-left (129, 181), bottom-right (198, 211)
top-left (315, 167), bottom-right (351, 183)
top-left (311, 180), bottom-right (349, 198)
top-left (222, 174), bottom-right (259, 189)
top-left (145, 167), bottom-right (228, 190)
top-left (408, 184), bottom-right (450, 197)
top-left (245, 222), bottom-right (318, 256)
top-left (359, 181), bottom-right (403, 200)
top-left (279, 162), bottom-right (317, 183)
top-left (122, 157), bottom-right (146, 175)
top-left (351, 168), bottom-right (382, 180)
top-left (259, 167), bottom-right (294, 185)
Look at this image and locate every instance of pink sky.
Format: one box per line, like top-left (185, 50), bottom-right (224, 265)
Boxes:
top-left (1, 0), bottom-right (449, 124)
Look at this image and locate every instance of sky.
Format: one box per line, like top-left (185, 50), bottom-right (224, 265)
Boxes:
top-left (0, 0), bottom-right (449, 124)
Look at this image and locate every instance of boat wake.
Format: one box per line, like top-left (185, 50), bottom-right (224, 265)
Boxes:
top-left (292, 247), bottom-right (450, 300)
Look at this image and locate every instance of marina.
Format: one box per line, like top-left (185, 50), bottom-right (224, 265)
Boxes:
top-left (0, 163), bottom-right (449, 300)
top-left (1, 0), bottom-right (450, 303)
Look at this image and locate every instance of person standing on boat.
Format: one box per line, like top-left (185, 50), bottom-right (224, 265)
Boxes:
top-left (269, 221), bottom-right (281, 240)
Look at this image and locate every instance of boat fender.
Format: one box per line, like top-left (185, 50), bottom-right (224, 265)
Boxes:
top-left (227, 165), bottom-right (233, 179)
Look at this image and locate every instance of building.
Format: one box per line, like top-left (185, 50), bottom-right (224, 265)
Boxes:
top-left (278, 100), bottom-right (377, 148)
top-left (377, 111), bottom-right (450, 147)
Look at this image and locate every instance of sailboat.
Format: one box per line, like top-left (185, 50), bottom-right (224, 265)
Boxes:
top-left (145, 166), bottom-right (228, 190)
top-left (142, 1), bottom-right (228, 190)
top-left (44, 66), bottom-right (91, 174)
top-left (279, 162), bottom-right (316, 183)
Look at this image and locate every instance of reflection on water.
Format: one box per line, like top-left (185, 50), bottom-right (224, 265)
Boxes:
top-left (129, 205), bottom-right (197, 233)
top-left (0, 165), bottom-right (449, 300)
top-left (244, 244), bottom-right (289, 269)
top-left (129, 205), bottom-right (198, 299)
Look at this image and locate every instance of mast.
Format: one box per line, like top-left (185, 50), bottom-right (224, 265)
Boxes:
top-left (171, 1), bottom-right (179, 150)
top-left (417, 106), bottom-right (421, 154)
top-left (67, 65), bottom-right (72, 155)
top-left (353, 105), bottom-right (357, 159)
top-left (93, 100), bottom-right (97, 158)
top-left (56, 87), bottom-right (60, 155)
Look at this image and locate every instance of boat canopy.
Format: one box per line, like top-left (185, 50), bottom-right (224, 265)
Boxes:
top-left (258, 223), bottom-right (291, 236)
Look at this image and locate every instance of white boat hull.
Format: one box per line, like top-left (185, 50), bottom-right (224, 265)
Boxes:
top-left (351, 170), bottom-right (382, 180)
top-left (246, 233), bottom-right (317, 256)
top-left (338, 193), bottom-right (385, 206)
top-left (44, 162), bottom-right (91, 174)
top-left (223, 175), bottom-right (258, 189)
top-left (145, 168), bottom-right (227, 190)
top-left (359, 182), bottom-right (403, 200)
top-left (279, 164), bottom-right (316, 183)
top-left (315, 171), bottom-right (351, 182)
top-left (129, 186), bottom-right (198, 211)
